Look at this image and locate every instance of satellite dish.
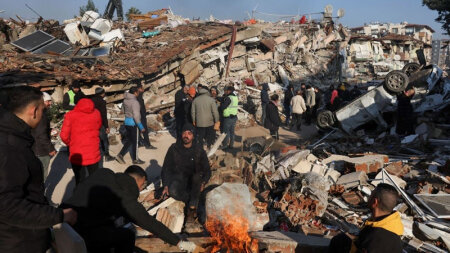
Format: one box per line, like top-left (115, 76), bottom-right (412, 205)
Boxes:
top-left (324, 5), bottom-right (333, 15)
top-left (337, 8), bottom-right (345, 18)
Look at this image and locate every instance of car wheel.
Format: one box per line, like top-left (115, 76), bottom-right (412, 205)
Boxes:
top-left (402, 63), bottom-right (420, 76)
top-left (384, 70), bottom-right (409, 94)
top-left (317, 110), bottom-right (335, 129)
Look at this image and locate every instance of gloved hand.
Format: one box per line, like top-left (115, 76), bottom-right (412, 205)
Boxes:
top-left (177, 240), bottom-right (197, 252)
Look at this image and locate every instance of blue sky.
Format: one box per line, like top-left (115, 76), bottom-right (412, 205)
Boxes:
top-left (1, 0), bottom-right (448, 39)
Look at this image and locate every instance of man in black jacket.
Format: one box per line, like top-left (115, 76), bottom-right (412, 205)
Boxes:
top-left (161, 123), bottom-right (211, 230)
top-left (91, 87), bottom-right (115, 162)
top-left (260, 83), bottom-right (270, 125)
top-left (283, 84), bottom-right (294, 126)
top-left (61, 165), bottom-right (197, 252)
top-left (31, 92), bottom-right (56, 181)
top-left (175, 85), bottom-right (190, 139)
top-left (264, 94), bottom-right (282, 140)
top-left (328, 183), bottom-right (404, 253)
top-left (0, 86), bottom-right (77, 253)
top-left (137, 85), bottom-right (156, 149)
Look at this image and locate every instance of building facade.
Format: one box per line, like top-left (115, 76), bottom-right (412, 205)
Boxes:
top-left (431, 40), bottom-right (450, 67)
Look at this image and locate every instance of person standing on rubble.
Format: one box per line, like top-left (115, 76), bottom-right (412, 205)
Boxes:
top-left (91, 87), bottom-right (115, 162)
top-left (60, 98), bottom-right (102, 185)
top-left (260, 83), bottom-right (270, 125)
top-left (161, 123), bottom-right (211, 233)
top-left (220, 86), bottom-right (238, 150)
top-left (62, 81), bottom-right (85, 111)
top-left (313, 87), bottom-right (323, 118)
top-left (136, 85), bottom-right (156, 149)
top-left (191, 85), bottom-right (219, 149)
top-left (61, 165), bottom-right (198, 253)
top-left (264, 94), bottom-right (282, 139)
top-left (31, 92), bottom-right (56, 181)
top-left (0, 87), bottom-right (77, 253)
top-left (175, 85), bottom-right (190, 139)
top-left (283, 84), bottom-right (295, 127)
top-left (305, 85), bottom-right (316, 125)
top-left (116, 87), bottom-right (146, 165)
top-left (290, 89), bottom-right (307, 131)
top-left (396, 88), bottom-right (416, 136)
top-left (328, 183), bottom-right (404, 253)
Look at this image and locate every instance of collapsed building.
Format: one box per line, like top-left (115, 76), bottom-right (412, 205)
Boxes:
top-left (1, 7), bottom-right (450, 253)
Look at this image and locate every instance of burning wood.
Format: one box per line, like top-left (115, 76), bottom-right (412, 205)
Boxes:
top-left (205, 212), bottom-right (258, 253)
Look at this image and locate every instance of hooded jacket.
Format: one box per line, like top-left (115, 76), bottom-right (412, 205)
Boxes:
top-left (261, 83), bottom-right (270, 105)
top-left (191, 88), bottom-right (219, 127)
top-left (123, 92), bottom-right (144, 130)
top-left (264, 101), bottom-right (282, 131)
top-left (0, 110), bottom-right (63, 253)
top-left (61, 168), bottom-right (180, 247)
top-left (91, 95), bottom-right (108, 129)
top-left (352, 211), bottom-right (404, 253)
top-left (60, 98), bottom-right (102, 166)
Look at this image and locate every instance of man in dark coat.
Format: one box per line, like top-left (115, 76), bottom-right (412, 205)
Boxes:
top-left (260, 83), bottom-right (270, 125)
top-left (175, 85), bottom-right (190, 139)
top-left (31, 92), bottom-right (56, 181)
top-left (283, 84), bottom-right (294, 126)
top-left (161, 123), bottom-right (211, 231)
top-left (396, 88), bottom-right (416, 135)
top-left (61, 165), bottom-right (197, 253)
top-left (91, 88), bottom-right (115, 162)
top-left (137, 85), bottom-right (156, 149)
top-left (264, 94), bottom-right (282, 140)
top-left (0, 86), bottom-right (77, 253)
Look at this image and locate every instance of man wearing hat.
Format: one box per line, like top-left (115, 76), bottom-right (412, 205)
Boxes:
top-left (62, 80), bottom-right (85, 111)
top-left (161, 123), bottom-right (211, 232)
top-left (31, 92), bottom-right (56, 180)
top-left (91, 87), bottom-right (115, 162)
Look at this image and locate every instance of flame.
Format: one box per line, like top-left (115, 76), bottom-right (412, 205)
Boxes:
top-left (205, 212), bottom-right (258, 253)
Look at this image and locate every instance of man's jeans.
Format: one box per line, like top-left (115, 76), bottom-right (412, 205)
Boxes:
top-left (222, 116), bottom-right (237, 148)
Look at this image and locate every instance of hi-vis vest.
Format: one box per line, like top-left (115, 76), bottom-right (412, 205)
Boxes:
top-left (223, 95), bottom-right (238, 117)
top-left (68, 90), bottom-right (76, 106)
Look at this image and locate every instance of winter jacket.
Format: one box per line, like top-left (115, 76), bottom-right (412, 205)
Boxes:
top-left (261, 83), bottom-right (270, 105)
top-left (137, 93), bottom-right (147, 124)
top-left (330, 90), bottom-right (339, 105)
top-left (61, 168), bottom-right (180, 246)
top-left (305, 88), bottom-right (316, 108)
top-left (162, 141), bottom-right (211, 187)
top-left (31, 108), bottom-right (55, 156)
top-left (62, 90), bottom-right (85, 111)
top-left (191, 88), bottom-right (219, 127)
top-left (91, 95), bottom-right (108, 129)
top-left (60, 98), bottom-right (102, 166)
top-left (283, 87), bottom-right (294, 107)
top-left (174, 88), bottom-right (187, 118)
top-left (264, 101), bottom-right (282, 131)
top-left (0, 110), bottom-right (63, 253)
top-left (123, 92), bottom-right (143, 130)
top-left (352, 211), bottom-right (404, 253)
top-left (291, 95), bottom-right (307, 114)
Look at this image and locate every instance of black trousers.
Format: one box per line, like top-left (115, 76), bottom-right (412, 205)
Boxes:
top-left (119, 126), bottom-right (138, 161)
top-left (168, 174), bottom-right (202, 208)
top-left (270, 129), bottom-right (279, 140)
top-left (196, 126), bottom-right (215, 148)
top-left (138, 118), bottom-right (151, 147)
top-left (81, 226), bottom-right (135, 253)
top-left (99, 126), bottom-right (110, 155)
top-left (72, 162), bottom-right (99, 185)
top-left (290, 113), bottom-right (302, 130)
top-left (175, 117), bottom-right (185, 140)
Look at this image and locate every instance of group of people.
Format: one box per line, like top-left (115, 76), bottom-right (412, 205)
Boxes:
top-left (0, 86), bottom-right (206, 252)
top-left (175, 83), bottom-right (238, 150)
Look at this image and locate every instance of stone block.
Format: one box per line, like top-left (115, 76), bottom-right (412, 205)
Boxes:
top-left (324, 169), bottom-right (341, 184)
top-left (155, 200), bottom-right (185, 233)
top-left (372, 171), bottom-right (406, 189)
top-left (292, 160), bottom-right (313, 174)
top-left (384, 161), bottom-right (410, 177)
top-left (336, 171), bottom-right (368, 189)
top-left (341, 191), bottom-right (364, 206)
top-left (274, 35), bottom-right (288, 45)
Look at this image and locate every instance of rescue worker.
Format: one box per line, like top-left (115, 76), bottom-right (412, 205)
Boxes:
top-left (220, 86), bottom-right (238, 150)
top-left (62, 81), bottom-right (85, 111)
top-left (328, 183), bottom-right (404, 253)
top-left (191, 86), bottom-right (219, 149)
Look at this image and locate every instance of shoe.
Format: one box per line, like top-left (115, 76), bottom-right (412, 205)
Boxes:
top-left (132, 159), bottom-right (145, 165)
top-left (183, 209), bottom-right (203, 233)
top-left (105, 154), bottom-right (115, 162)
top-left (145, 145), bottom-right (157, 150)
top-left (115, 154), bottom-right (125, 164)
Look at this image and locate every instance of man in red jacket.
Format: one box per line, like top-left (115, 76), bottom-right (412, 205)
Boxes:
top-left (61, 98), bottom-right (102, 185)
